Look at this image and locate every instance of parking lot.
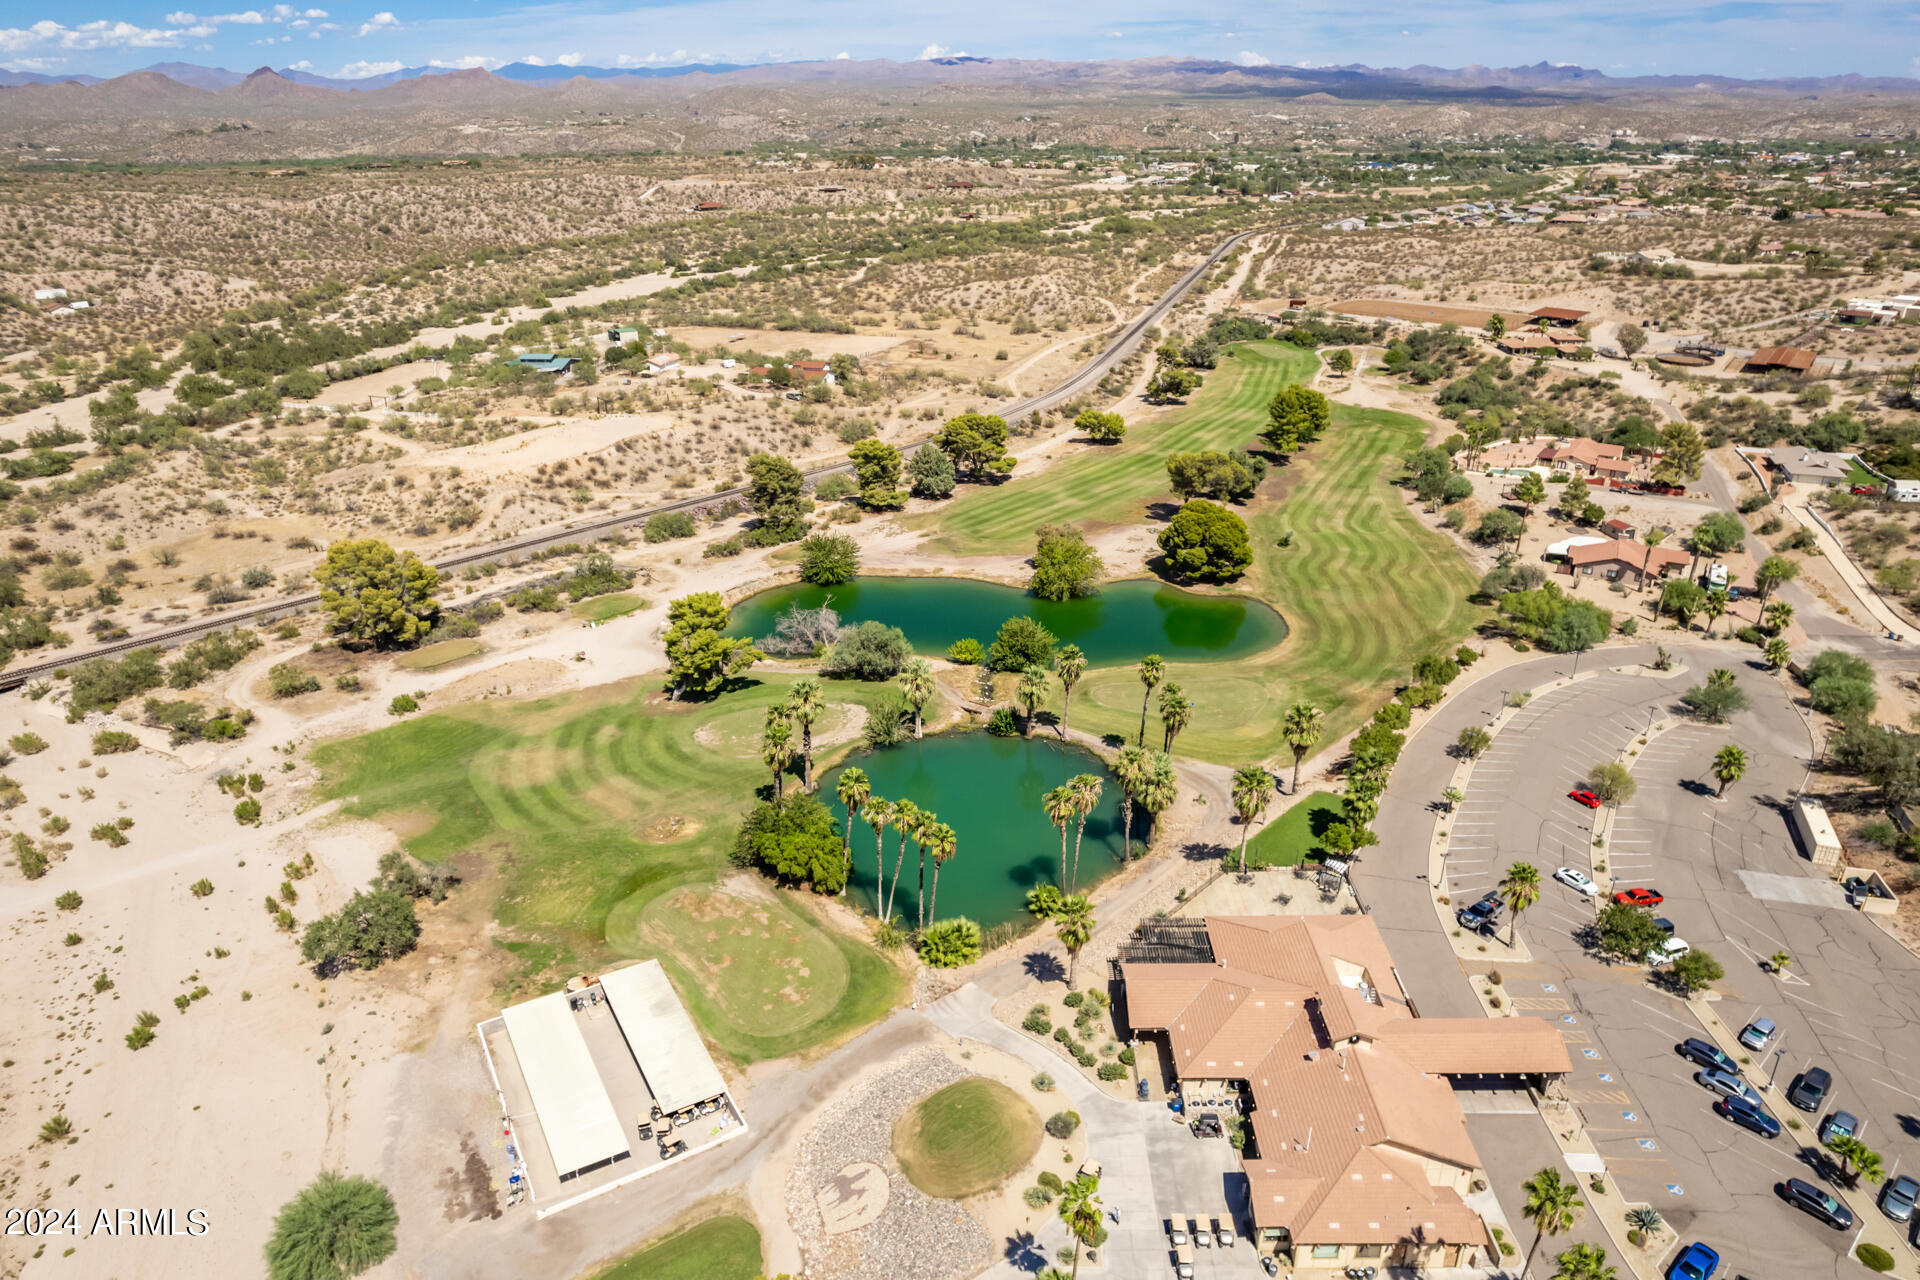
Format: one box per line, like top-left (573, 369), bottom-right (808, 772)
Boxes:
top-left (1365, 646), bottom-right (1920, 1276)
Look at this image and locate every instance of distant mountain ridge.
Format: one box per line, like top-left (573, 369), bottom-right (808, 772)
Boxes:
top-left (4, 55), bottom-right (1917, 93)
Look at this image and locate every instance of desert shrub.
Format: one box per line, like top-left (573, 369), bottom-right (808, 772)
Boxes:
top-left (90, 822), bottom-right (129, 847)
top-left (264, 1172), bottom-right (399, 1280)
top-left (55, 889), bottom-right (81, 910)
top-left (1859, 1244), bottom-right (1895, 1273)
top-left (1023, 1009), bottom-right (1053, 1034)
top-left (1097, 1061), bottom-right (1128, 1081)
top-left (1023, 1185), bottom-right (1052, 1208)
top-left (92, 730), bottom-right (138, 754)
top-left (234, 798), bottom-right (262, 825)
top-left (269, 664), bottom-right (322, 698)
top-left (946, 638), bottom-right (985, 665)
top-left (821, 620), bottom-right (910, 680)
top-left (985, 707), bottom-right (1019, 736)
top-left (1045, 1110), bottom-right (1082, 1138)
top-left (703, 535), bottom-right (743, 559)
top-left (1062, 990), bottom-right (1085, 1007)
top-left (9, 732), bottom-right (48, 755)
top-left (643, 511), bottom-right (697, 543)
top-left (1036, 1170), bottom-right (1065, 1193)
top-left (388, 694), bottom-right (419, 716)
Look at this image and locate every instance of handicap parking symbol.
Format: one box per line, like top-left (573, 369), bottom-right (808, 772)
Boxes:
top-left (1597, 1072), bottom-right (1614, 1083)
top-left (1562, 1015), bottom-right (1578, 1025)
top-left (1638, 1138), bottom-right (1659, 1152)
top-left (1542, 983), bottom-right (1557, 993)
top-left (1667, 1184), bottom-right (1686, 1197)
top-left (1583, 1049), bottom-right (1600, 1060)
top-left (1622, 1110), bottom-right (1640, 1123)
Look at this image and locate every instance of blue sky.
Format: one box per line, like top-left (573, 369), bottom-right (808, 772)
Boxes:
top-left (3, 0), bottom-right (1916, 81)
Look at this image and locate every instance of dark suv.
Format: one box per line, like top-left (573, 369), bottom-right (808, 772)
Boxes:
top-left (1677, 1038), bottom-right (1736, 1074)
top-left (1783, 1177), bottom-right (1854, 1229)
top-left (1456, 892), bottom-right (1503, 934)
top-left (1788, 1066), bottom-right (1832, 1113)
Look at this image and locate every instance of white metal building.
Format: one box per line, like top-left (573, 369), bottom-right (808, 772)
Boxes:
top-left (499, 991), bottom-right (628, 1182)
top-left (599, 960), bottom-right (729, 1115)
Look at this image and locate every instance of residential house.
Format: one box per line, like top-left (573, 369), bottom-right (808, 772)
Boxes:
top-left (1495, 331), bottom-right (1557, 356)
top-left (1765, 448), bottom-right (1857, 488)
top-left (511, 353), bottom-right (577, 374)
top-left (645, 352), bottom-right (681, 373)
top-left (1528, 306), bottom-right (1590, 328)
top-left (1118, 915), bottom-right (1569, 1271)
top-left (1600, 518), bottom-right (1638, 540)
top-left (1564, 538), bottom-right (1689, 585)
top-left (1539, 438), bottom-right (1631, 481)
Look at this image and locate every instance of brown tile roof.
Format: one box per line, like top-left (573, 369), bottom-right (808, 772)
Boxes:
top-left (1530, 306), bottom-right (1590, 321)
top-left (1498, 332), bottom-right (1555, 352)
top-left (1540, 438), bottom-right (1625, 465)
top-left (1567, 538), bottom-right (1688, 574)
top-left (1374, 1017), bottom-right (1572, 1075)
top-left (1123, 916), bottom-right (1563, 1246)
top-left (1748, 345), bottom-right (1816, 371)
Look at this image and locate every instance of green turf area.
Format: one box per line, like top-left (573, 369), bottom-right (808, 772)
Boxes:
top-left (585, 1214), bottom-right (763, 1280)
top-left (395, 638), bottom-right (484, 670)
top-left (930, 341), bottom-right (1482, 762)
top-left (1243, 792), bottom-right (1345, 867)
top-left (913, 342), bottom-right (1318, 555)
top-left (572, 592), bottom-right (647, 622)
top-left (892, 1078), bottom-right (1040, 1199)
top-left (313, 674), bottom-right (906, 1063)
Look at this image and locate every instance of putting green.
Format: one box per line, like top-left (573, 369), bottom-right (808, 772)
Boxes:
top-left (892, 1078), bottom-right (1040, 1199)
top-left (572, 592), bottom-right (646, 622)
top-left (923, 341), bottom-right (1483, 762)
top-left (395, 638), bottom-right (484, 670)
top-left (585, 1214), bottom-right (763, 1280)
top-left (314, 674), bottom-right (905, 1063)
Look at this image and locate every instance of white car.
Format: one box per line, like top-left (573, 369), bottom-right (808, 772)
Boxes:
top-left (1554, 867), bottom-right (1599, 897)
top-left (1650, 937), bottom-right (1691, 967)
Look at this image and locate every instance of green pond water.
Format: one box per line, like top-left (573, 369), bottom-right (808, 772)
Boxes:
top-left (821, 733), bottom-right (1137, 929)
top-left (729, 576), bottom-right (1286, 665)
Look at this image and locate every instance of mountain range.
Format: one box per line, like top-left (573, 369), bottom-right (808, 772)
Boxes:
top-left (4, 56), bottom-right (1917, 94)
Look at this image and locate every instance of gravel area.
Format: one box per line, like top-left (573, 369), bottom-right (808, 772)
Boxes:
top-left (783, 1047), bottom-right (994, 1280)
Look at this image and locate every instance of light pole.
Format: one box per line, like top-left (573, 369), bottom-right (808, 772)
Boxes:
top-left (1767, 1043), bottom-right (1789, 1092)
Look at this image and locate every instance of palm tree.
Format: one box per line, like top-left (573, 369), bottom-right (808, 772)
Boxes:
top-left (1282, 702), bottom-right (1323, 794)
top-left (911, 806), bottom-right (939, 928)
top-left (1135, 752), bottom-right (1178, 853)
top-left (924, 821), bottom-right (957, 924)
top-left (1499, 861), bottom-right (1542, 948)
top-left (1765, 636), bottom-right (1791, 675)
top-left (1552, 1242), bottom-right (1618, 1280)
top-left (863, 798), bottom-right (894, 916)
top-left (835, 766), bottom-right (870, 893)
top-left (1763, 599), bottom-right (1794, 632)
top-left (1057, 1173), bottom-right (1104, 1280)
top-left (1442, 786), bottom-right (1466, 813)
top-left (1521, 1168), bottom-right (1585, 1280)
top-left (1054, 893), bottom-right (1094, 985)
top-left (786, 677), bottom-right (823, 791)
top-left (761, 708), bottom-right (794, 799)
top-left (1702, 588), bottom-right (1728, 638)
top-left (1487, 312), bottom-right (1506, 340)
top-left (1068, 773), bottom-right (1105, 891)
top-left (1043, 785), bottom-right (1077, 888)
top-left (1231, 765), bottom-right (1275, 873)
top-left (1137, 654), bottom-right (1165, 747)
top-left (1158, 683), bottom-right (1193, 753)
top-left (1017, 664), bottom-right (1050, 739)
top-left (885, 799), bottom-right (921, 924)
top-left (1055, 644), bottom-right (1087, 739)
top-left (1110, 745), bottom-right (1151, 863)
top-left (899, 658), bottom-right (936, 739)
top-left (1712, 744), bottom-right (1748, 797)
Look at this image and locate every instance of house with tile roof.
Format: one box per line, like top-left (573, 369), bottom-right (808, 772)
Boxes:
top-left (1538, 437), bottom-right (1633, 480)
top-left (1119, 915), bottom-right (1569, 1271)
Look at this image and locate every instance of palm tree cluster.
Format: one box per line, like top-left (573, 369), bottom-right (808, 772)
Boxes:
top-left (834, 766), bottom-right (958, 931)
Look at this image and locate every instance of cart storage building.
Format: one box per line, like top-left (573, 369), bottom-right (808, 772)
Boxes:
top-left (480, 959), bottom-right (747, 1216)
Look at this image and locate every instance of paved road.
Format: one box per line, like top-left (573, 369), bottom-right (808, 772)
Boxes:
top-left (0, 229), bottom-right (1260, 691)
top-left (1366, 646), bottom-right (1920, 1278)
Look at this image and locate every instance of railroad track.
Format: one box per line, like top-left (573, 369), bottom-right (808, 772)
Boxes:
top-left (0, 229), bottom-right (1255, 691)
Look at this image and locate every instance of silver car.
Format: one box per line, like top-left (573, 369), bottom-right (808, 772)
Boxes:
top-left (1882, 1174), bottom-right (1920, 1224)
top-left (1696, 1066), bottom-right (1759, 1105)
top-left (1738, 1017), bottom-right (1777, 1052)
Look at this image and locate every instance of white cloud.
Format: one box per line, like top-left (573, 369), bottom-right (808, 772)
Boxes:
top-left (304, 6), bottom-right (327, 14)
top-left (1107, 30), bottom-right (1123, 38)
top-left (554, 52), bottom-right (582, 66)
top-left (251, 33), bottom-right (291, 43)
top-left (614, 49), bottom-right (689, 67)
top-left (918, 43), bottom-right (967, 60)
top-left (1236, 50), bottom-right (1270, 66)
top-left (354, 10), bottom-right (398, 37)
top-left (833, 50), bottom-right (849, 59)
top-left (336, 57), bottom-right (400, 76)
top-left (286, 57), bottom-right (311, 68)
top-left (1, 19), bottom-right (185, 52)
top-left (428, 54), bottom-right (502, 69)
top-left (1, 55), bottom-right (63, 70)
top-left (165, 11), bottom-right (194, 22)
top-left (167, 9), bottom-right (264, 24)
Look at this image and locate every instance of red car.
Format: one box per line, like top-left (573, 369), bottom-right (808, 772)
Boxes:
top-left (1568, 789), bottom-right (1602, 809)
top-left (1852, 485), bottom-right (1878, 496)
top-left (1613, 887), bottom-right (1665, 907)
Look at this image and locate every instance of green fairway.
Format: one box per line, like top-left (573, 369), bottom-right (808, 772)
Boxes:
top-left (914, 342), bottom-right (1319, 555)
top-left (313, 674), bottom-right (906, 1063)
top-left (927, 340), bottom-right (1482, 763)
top-left (572, 592), bottom-right (646, 622)
top-left (1242, 792), bottom-right (1345, 867)
top-left (585, 1214), bottom-right (763, 1280)
top-left (892, 1078), bottom-right (1040, 1199)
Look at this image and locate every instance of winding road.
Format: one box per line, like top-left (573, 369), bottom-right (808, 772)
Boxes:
top-left (0, 229), bottom-right (1258, 691)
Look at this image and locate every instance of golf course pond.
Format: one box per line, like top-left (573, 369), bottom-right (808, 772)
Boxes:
top-left (820, 731), bottom-right (1136, 929)
top-left (728, 575), bottom-right (1286, 666)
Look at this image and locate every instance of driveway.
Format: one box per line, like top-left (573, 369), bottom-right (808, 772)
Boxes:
top-left (1367, 645), bottom-right (1920, 1278)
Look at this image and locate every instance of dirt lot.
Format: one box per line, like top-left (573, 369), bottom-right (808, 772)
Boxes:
top-left (1328, 297), bottom-right (1536, 330)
